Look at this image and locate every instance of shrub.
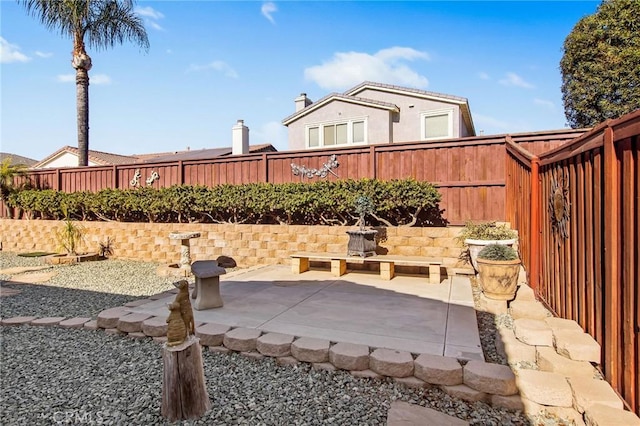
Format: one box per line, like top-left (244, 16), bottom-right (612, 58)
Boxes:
top-left (456, 221), bottom-right (518, 244)
top-left (477, 244), bottom-right (519, 261)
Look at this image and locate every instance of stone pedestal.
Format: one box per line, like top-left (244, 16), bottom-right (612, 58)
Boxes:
top-left (169, 232), bottom-right (201, 272)
top-left (191, 260), bottom-right (226, 310)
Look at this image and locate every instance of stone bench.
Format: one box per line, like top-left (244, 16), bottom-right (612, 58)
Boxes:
top-left (290, 252), bottom-right (442, 283)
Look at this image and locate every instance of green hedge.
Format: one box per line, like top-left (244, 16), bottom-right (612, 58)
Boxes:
top-left (7, 178), bottom-right (443, 226)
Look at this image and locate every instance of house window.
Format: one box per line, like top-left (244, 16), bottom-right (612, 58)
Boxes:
top-left (421, 109), bottom-right (454, 140)
top-left (306, 119), bottom-right (367, 148)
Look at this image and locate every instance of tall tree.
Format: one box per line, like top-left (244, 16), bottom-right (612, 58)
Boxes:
top-left (20, 0), bottom-right (149, 166)
top-left (560, 0), bottom-right (640, 128)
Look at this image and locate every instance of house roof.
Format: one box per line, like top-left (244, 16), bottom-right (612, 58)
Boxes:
top-left (0, 152), bottom-right (38, 167)
top-left (32, 145), bottom-right (138, 168)
top-left (282, 81), bottom-right (476, 135)
top-left (281, 92), bottom-right (400, 125)
top-left (136, 144), bottom-right (276, 163)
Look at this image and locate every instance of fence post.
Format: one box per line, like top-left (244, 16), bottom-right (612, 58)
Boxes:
top-left (178, 161), bottom-right (184, 185)
top-left (530, 156), bottom-right (540, 293)
top-left (369, 145), bottom-right (376, 179)
top-left (602, 125), bottom-right (620, 391)
top-left (262, 153), bottom-right (268, 182)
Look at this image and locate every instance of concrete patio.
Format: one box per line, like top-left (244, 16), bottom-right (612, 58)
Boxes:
top-left (128, 265), bottom-right (484, 360)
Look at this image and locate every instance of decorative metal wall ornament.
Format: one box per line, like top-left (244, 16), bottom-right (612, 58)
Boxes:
top-left (130, 168), bottom-right (160, 187)
top-left (130, 169), bottom-right (141, 187)
top-left (291, 154), bottom-right (339, 180)
top-left (146, 171), bottom-right (160, 186)
top-left (548, 167), bottom-right (570, 239)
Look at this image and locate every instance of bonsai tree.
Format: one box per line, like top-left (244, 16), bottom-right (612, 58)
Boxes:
top-left (354, 195), bottom-right (374, 231)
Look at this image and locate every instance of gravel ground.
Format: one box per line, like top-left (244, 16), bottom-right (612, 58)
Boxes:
top-left (0, 252), bottom-right (559, 425)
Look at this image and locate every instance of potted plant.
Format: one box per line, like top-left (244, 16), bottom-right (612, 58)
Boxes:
top-left (346, 195), bottom-right (378, 257)
top-left (476, 243), bottom-right (521, 300)
top-left (456, 221), bottom-right (518, 272)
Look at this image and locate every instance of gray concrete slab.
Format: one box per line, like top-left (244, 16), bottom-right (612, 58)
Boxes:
top-left (130, 265), bottom-right (481, 358)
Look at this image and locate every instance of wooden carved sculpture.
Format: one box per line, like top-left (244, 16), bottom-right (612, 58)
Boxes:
top-left (166, 301), bottom-right (187, 347)
top-left (173, 280), bottom-right (195, 335)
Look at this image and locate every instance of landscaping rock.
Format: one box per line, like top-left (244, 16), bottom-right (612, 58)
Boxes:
top-left (413, 353), bottom-right (462, 386)
top-left (1, 316), bottom-right (37, 326)
top-left (30, 317), bottom-right (66, 326)
top-left (509, 300), bottom-right (549, 320)
top-left (312, 362), bottom-right (337, 372)
top-left (276, 356), bottom-right (300, 366)
top-left (545, 316), bottom-right (584, 333)
top-left (369, 348), bottom-right (414, 378)
top-left (329, 342), bottom-right (369, 371)
top-left (536, 346), bottom-right (598, 378)
top-left (291, 337), bottom-right (330, 363)
top-left (491, 394), bottom-right (524, 411)
top-left (59, 317), bottom-right (91, 329)
top-left (223, 327), bottom-right (261, 352)
top-left (554, 329), bottom-right (601, 363)
top-left (83, 320), bottom-right (99, 330)
top-left (513, 318), bottom-right (553, 346)
top-left (441, 384), bottom-right (487, 403)
top-left (195, 322), bottom-right (231, 346)
top-left (387, 401), bottom-right (469, 426)
top-left (350, 369), bottom-right (383, 380)
top-left (142, 316), bottom-right (168, 337)
top-left (584, 403), bottom-right (640, 426)
top-left (516, 369), bottom-right (572, 407)
top-left (463, 360), bottom-right (517, 396)
top-left (514, 284), bottom-right (536, 301)
top-left (208, 345), bottom-right (230, 354)
top-left (393, 376), bottom-right (429, 389)
top-left (568, 377), bottom-right (623, 413)
top-left (256, 332), bottom-right (294, 357)
top-left (96, 307), bottom-right (128, 329)
top-left (495, 329), bottom-right (537, 364)
top-left (117, 313), bottom-right (152, 333)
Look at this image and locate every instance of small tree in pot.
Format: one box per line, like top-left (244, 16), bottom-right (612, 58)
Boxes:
top-left (476, 244), bottom-right (521, 301)
top-left (347, 195), bottom-right (378, 257)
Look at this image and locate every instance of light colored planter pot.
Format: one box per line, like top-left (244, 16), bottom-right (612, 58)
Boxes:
top-left (465, 238), bottom-right (517, 272)
top-left (346, 229), bottom-right (378, 257)
top-left (477, 258), bottom-right (521, 300)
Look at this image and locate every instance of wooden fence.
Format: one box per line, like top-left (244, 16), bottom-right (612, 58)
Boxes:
top-left (506, 110), bottom-right (640, 414)
top-left (3, 130), bottom-right (581, 225)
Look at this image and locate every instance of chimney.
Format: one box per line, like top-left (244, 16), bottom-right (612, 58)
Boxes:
top-left (232, 119), bottom-right (249, 155)
top-left (294, 93), bottom-right (312, 112)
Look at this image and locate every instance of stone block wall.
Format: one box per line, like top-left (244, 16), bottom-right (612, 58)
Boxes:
top-left (0, 220), bottom-right (466, 268)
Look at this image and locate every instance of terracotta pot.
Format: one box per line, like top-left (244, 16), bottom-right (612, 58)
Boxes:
top-left (465, 238), bottom-right (517, 272)
top-left (476, 257), bottom-right (520, 300)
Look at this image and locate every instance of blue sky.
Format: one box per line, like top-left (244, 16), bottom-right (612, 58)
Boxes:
top-left (1, 0), bottom-right (600, 161)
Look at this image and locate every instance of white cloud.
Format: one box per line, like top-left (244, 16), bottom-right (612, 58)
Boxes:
top-left (473, 113), bottom-right (513, 133)
top-left (261, 2), bottom-right (277, 24)
top-left (1, 37), bottom-right (30, 63)
top-left (499, 72), bottom-right (534, 89)
top-left (135, 6), bottom-right (164, 20)
top-left (57, 74), bottom-right (75, 83)
top-left (478, 72), bottom-right (490, 80)
top-left (56, 73), bottom-right (112, 85)
top-left (35, 51), bottom-right (53, 58)
top-left (253, 120), bottom-right (288, 150)
top-left (135, 6), bottom-right (164, 31)
top-left (187, 61), bottom-right (238, 78)
top-left (91, 74), bottom-right (112, 85)
top-left (534, 98), bottom-right (555, 111)
top-left (304, 47), bottom-right (430, 91)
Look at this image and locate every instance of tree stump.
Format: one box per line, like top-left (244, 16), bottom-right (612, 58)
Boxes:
top-left (161, 335), bottom-right (211, 421)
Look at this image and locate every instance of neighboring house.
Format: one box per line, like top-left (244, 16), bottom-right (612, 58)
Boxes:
top-left (31, 146), bottom-right (138, 169)
top-left (0, 152), bottom-right (38, 167)
top-left (282, 81), bottom-right (476, 150)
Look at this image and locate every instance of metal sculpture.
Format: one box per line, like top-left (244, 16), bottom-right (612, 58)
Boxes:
top-left (291, 154), bottom-right (339, 180)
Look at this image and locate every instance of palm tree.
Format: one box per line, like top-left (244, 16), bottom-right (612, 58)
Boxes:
top-left (20, 0), bottom-right (149, 166)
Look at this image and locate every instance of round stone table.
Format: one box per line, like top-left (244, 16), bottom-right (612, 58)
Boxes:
top-left (169, 232), bottom-right (201, 270)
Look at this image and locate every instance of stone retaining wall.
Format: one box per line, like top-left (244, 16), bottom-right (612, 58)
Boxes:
top-left (0, 219), bottom-right (465, 268)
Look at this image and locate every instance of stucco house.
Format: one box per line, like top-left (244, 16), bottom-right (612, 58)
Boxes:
top-left (31, 145), bottom-right (138, 169)
top-left (282, 81), bottom-right (476, 150)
